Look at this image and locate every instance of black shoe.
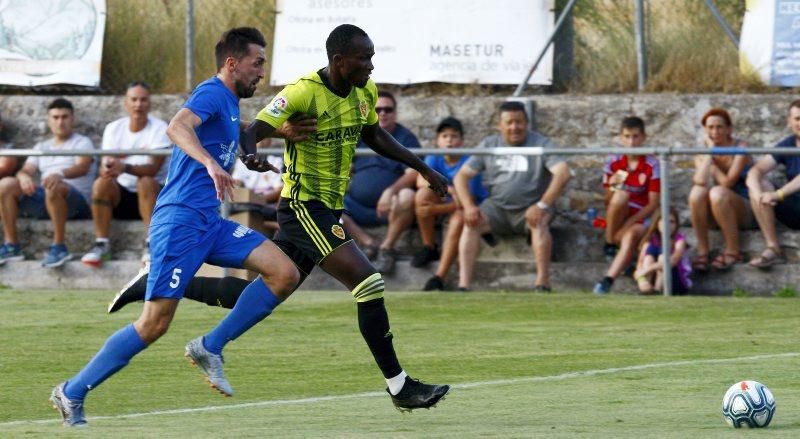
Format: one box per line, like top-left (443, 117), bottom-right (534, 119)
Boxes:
top-left (457, 287), bottom-right (470, 292)
top-left (533, 285), bottom-right (552, 293)
top-left (423, 275), bottom-right (444, 291)
top-left (108, 267), bottom-right (149, 313)
top-left (387, 376), bottom-right (450, 412)
top-left (602, 242), bottom-right (618, 260)
top-left (373, 249), bottom-right (397, 274)
top-left (411, 245), bottom-right (440, 268)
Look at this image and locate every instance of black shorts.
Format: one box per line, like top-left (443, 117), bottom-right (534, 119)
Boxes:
top-left (273, 198), bottom-right (353, 275)
top-left (112, 184), bottom-right (142, 220)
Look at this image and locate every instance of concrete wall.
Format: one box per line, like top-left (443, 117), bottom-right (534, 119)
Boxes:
top-left (0, 93), bottom-right (794, 219)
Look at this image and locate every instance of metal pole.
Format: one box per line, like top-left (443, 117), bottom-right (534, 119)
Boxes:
top-left (634, 0), bottom-right (647, 91)
top-left (513, 0), bottom-right (579, 97)
top-left (186, 0), bottom-right (195, 91)
top-left (659, 152), bottom-right (672, 296)
top-left (702, 0), bottom-right (739, 48)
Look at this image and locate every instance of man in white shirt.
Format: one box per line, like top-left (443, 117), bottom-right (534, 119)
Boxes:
top-left (0, 98), bottom-right (96, 267)
top-left (81, 82), bottom-right (171, 267)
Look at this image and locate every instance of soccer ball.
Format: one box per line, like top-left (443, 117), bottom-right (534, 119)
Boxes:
top-left (721, 380), bottom-right (776, 428)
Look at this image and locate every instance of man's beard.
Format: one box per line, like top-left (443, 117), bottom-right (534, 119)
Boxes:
top-left (235, 81), bottom-right (256, 98)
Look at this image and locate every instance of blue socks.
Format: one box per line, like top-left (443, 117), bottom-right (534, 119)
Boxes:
top-left (202, 278), bottom-right (282, 355)
top-left (64, 324), bottom-right (147, 401)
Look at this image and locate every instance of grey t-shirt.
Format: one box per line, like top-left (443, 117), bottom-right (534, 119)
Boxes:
top-left (466, 131), bottom-right (565, 210)
top-left (26, 134), bottom-right (97, 202)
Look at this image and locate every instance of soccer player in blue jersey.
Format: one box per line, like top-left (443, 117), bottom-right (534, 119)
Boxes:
top-left (50, 27), bottom-right (304, 427)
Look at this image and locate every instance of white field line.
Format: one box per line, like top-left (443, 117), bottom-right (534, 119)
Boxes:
top-left (2, 352), bottom-right (797, 428)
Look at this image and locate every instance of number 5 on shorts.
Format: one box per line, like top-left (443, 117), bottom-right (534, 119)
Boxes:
top-left (170, 268), bottom-right (182, 288)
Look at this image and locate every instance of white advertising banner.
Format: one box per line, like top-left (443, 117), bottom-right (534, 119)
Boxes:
top-left (271, 0), bottom-right (554, 86)
top-left (0, 0), bottom-right (106, 87)
top-left (740, 0), bottom-right (800, 86)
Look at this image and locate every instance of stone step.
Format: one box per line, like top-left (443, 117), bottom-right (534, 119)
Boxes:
top-left (0, 259), bottom-right (792, 297)
top-left (8, 219), bottom-right (800, 264)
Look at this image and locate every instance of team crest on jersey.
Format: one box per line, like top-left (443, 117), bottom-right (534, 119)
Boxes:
top-left (267, 96), bottom-right (288, 117)
top-left (359, 101), bottom-right (367, 118)
top-left (331, 224), bottom-right (345, 240)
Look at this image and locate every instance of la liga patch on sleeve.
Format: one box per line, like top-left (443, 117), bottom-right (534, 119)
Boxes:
top-left (267, 96), bottom-right (288, 117)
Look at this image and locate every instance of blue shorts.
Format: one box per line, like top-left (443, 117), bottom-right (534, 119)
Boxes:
top-left (18, 185), bottom-right (90, 219)
top-left (145, 217), bottom-right (266, 300)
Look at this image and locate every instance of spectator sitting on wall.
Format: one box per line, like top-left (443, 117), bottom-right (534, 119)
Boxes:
top-left (414, 117), bottom-right (488, 291)
top-left (454, 101), bottom-right (571, 292)
top-left (687, 108), bottom-right (754, 272)
top-left (592, 116), bottom-right (660, 295)
top-left (0, 111), bottom-right (19, 178)
top-left (0, 98), bottom-right (96, 267)
top-left (341, 90), bottom-right (421, 274)
top-left (81, 82), bottom-right (171, 267)
top-left (745, 99), bottom-right (800, 269)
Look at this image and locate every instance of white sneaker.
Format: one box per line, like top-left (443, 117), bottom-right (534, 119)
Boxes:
top-left (81, 241), bottom-right (111, 268)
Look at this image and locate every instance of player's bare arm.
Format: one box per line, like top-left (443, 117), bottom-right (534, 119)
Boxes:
top-left (168, 107), bottom-right (234, 201)
top-left (360, 122), bottom-right (448, 197)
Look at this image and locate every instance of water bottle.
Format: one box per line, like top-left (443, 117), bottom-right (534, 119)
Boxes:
top-left (586, 208), bottom-right (597, 226)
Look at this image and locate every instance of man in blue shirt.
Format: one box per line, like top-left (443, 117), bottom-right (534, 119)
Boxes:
top-left (50, 27), bottom-right (303, 427)
top-left (342, 91), bottom-right (421, 274)
top-left (747, 99), bottom-right (800, 268)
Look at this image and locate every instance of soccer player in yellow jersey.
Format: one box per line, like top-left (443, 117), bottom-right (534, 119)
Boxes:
top-left (240, 24), bottom-right (451, 410)
top-left (110, 24), bottom-right (450, 411)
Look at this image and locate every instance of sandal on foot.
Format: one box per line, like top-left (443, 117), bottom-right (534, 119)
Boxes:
top-left (691, 253), bottom-right (710, 272)
top-left (749, 247), bottom-right (785, 269)
top-left (711, 252), bottom-right (743, 271)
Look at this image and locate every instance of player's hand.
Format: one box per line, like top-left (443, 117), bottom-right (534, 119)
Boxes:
top-left (240, 153), bottom-right (280, 173)
top-left (422, 170), bottom-right (448, 198)
top-left (18, 173), bottom-right (36, 196)
top-left (464, 205), bottom-right (483, 227)
top-left (206, 162), bottom-right (234, 202)
top-left (276, 113), bottom-right (317, 142)
top-left (42, 173), bottom-right (63, 191)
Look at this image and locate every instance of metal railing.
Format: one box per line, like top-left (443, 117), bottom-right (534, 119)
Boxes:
top-left (6, 144), bottom-right (798, 295)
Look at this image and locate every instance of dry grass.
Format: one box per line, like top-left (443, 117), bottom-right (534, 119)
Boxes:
top-left (96, 0), bottom-right (784, 94)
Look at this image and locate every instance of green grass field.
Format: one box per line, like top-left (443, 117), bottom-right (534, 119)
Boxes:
top-left (1, 289), bottom-right (799, 438)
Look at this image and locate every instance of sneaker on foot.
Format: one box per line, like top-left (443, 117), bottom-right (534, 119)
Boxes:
top-left (423, 275), bottom-right (444, 291)
top-left (411, 245), bottom-right (440, 268)
top-left (50, 382), bottom-right (87, 427)
top-left (593, 277), bottom-right (613, 295)
top-left (108, 266), bottom-right (149, 313)
top-left (0, 242), bottom-right (24, 264)
top-left (373, 249), bottom-right (397, 274)
top-left (185, 337), bottom-right (234, 397)
top-left (42, 244), bottom-right (72, 268)
top-left (533, 284), bottom-right (552, 293)
top-left (387, 376), bottom-right (450, 412)
top-left (81, 241), bottom-right (111, 268)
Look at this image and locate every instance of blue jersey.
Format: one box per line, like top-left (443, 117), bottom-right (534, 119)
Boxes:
top-left (425, 154), bottom-right (488, 203)
top-left (152, 77), bottom-right (240, 227)
top-left (773, 135), bottom-right (800, 180)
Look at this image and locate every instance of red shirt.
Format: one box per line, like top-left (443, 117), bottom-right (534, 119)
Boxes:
top-left (603, 154), bottom-right (660, 209)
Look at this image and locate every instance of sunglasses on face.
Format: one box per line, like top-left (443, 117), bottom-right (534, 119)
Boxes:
top-left (376, 107), bottom-right (395, 114)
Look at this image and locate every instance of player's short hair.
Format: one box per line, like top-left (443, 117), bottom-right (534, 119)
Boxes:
top-left (701, 108), bottom-right (732, 127)
top-left (47, 98), bottom-right (74, 113)
top-left (499, 101), bottom-right (528, 120)
top-left (789, 99), bottom-right (800, 113)
top-left (215, 27), bottom-right (266, 70)
top-left (378, 91), bottom-right (396, 108)
top-left (326, 24), bottom-right (369, 61)
top-left (620, 116), bottom-right (646, 133)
